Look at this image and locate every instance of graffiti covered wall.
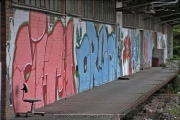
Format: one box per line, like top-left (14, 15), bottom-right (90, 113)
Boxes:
top-left (122, 28), bottom-right (131, 75)
top-left (131, 29), bottom-right (140, 73)
top-left (7, 9), bottom-right (123, 113)
top-left (121, 28), bottom-right (140, 75)
top-left (74, 20), bottom-right (120, 92)
top-left (143, 30), bottom-right (153, 68)
top-left (7, 10), bottom-right (76, 113)
top-left (7, 9), bottom-right (162, 115)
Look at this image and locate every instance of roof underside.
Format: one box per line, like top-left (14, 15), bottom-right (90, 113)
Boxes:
top-left (116, 0), bottom-right (180, 25)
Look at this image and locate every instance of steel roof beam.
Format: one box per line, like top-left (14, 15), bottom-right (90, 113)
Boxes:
top-left (164, 21), bottom-right (180, 25)
top-left (116, 0), bottom-right (178, 11)
top-left (157, 17), bottom-right (180, 24)
top-left (116, 2), bottom-right (152, 11)
top-left (144, 12), bottom-right (180, 20)
top-left (151, 0), bottom-right (178, 4)
top-left (170, 22), bottom-right (180, 25)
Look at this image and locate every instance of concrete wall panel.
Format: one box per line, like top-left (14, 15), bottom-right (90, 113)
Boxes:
top-left (122, 28), bottom-right (140, 75)
top-left (143, 30), bottom-right (153, 68)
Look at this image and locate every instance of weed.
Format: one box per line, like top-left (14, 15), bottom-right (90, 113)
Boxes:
top-left (164, 103), bottom-right (180, 119)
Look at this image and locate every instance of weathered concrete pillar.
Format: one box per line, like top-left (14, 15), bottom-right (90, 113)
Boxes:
top-left (166, 25), bottom-right (173, 58)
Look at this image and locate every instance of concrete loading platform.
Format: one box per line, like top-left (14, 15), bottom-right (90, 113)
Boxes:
top-left (11, 67), bottom-right (178, 120)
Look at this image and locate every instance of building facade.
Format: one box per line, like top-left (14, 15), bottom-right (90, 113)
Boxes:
top-left (0, 0), bottom-right (173, 119)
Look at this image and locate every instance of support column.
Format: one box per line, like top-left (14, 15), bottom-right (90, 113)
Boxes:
top-left (167, 25), bottom-right (173, 58)
top-left (1, 0), bottom-right (6, 119)
top-left (1, 0), bottom-right (14, 119)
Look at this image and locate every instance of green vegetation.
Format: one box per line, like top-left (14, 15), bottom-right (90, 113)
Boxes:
top-left (161, 74), bottom-right (180, 120)
top-left (161, 26), bottom-right (180, 119)
top-left (156, 75), bottom-right (180, 93)
top-left (173, 75), bottom-right (180, 93)
top-left (164, 103), bottom-right (180, 119)
top-left (173, 25), bottom-right (180, 58)
top-left (164, 93), bottom-right (180, 120)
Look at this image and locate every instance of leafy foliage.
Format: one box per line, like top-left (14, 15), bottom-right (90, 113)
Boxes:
top-left (164, 103), bottom-right (180, 119)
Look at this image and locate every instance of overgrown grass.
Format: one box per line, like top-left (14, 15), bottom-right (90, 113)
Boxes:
top-left (164, 103), bottom-right (180, 119)
top-left (173, 75), bottom-right (180, 93)
top-left (162, 77), bottom-right (180, 119)
top-left (156, 75), bottom-right (180, 94)
top-left (169, 57), bottom-right (180, 60)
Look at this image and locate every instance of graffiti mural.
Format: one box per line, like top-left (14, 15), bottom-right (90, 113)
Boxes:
top-left (143, 30), bottom-right (153, 68)
top-left (117, 25), bottom-right (123, 77)
top-left (75, 22), bottom-right (119, 92)
top-left (163, 34), bottom-right (167, 63)
top-left (7, 10), bottom-right (76, 113)
top-left (7, 9), bottom-right (151, 115)
top-left (122, 28), bottom-right (132, 75)
top-left (121, 28), bottom-right (140, 75)
top-left (131, 30), bottom-right (140, 73)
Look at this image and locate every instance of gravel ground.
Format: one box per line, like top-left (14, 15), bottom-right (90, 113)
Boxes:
top-left (122, 93), bottom-right (180, 120)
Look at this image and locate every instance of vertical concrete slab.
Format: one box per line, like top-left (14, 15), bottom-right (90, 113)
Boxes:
top-left (167, 25), bottom-right (173, 58)
top-left (155, 32), bottom-right (168, 64)
top-left (116, 2), bottom-right (123, 77)
top-left (143, 30), bottom-right (153, 68)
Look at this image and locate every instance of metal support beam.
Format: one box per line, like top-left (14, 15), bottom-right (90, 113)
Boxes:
top-left (151, 0), bottom-right (178, 4)
top-left (167, 22), bottom-right (180, 25)
top-left (144, 12), bottom-right (180, 20)
top-left (172, 23), bottom-right (180, 25)
top-left (157, 17), bottom-right (180, 24)
top-left (116, 2), bottom-right (152, 11)
top-left (116, 0), bottom-right (178, 11)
